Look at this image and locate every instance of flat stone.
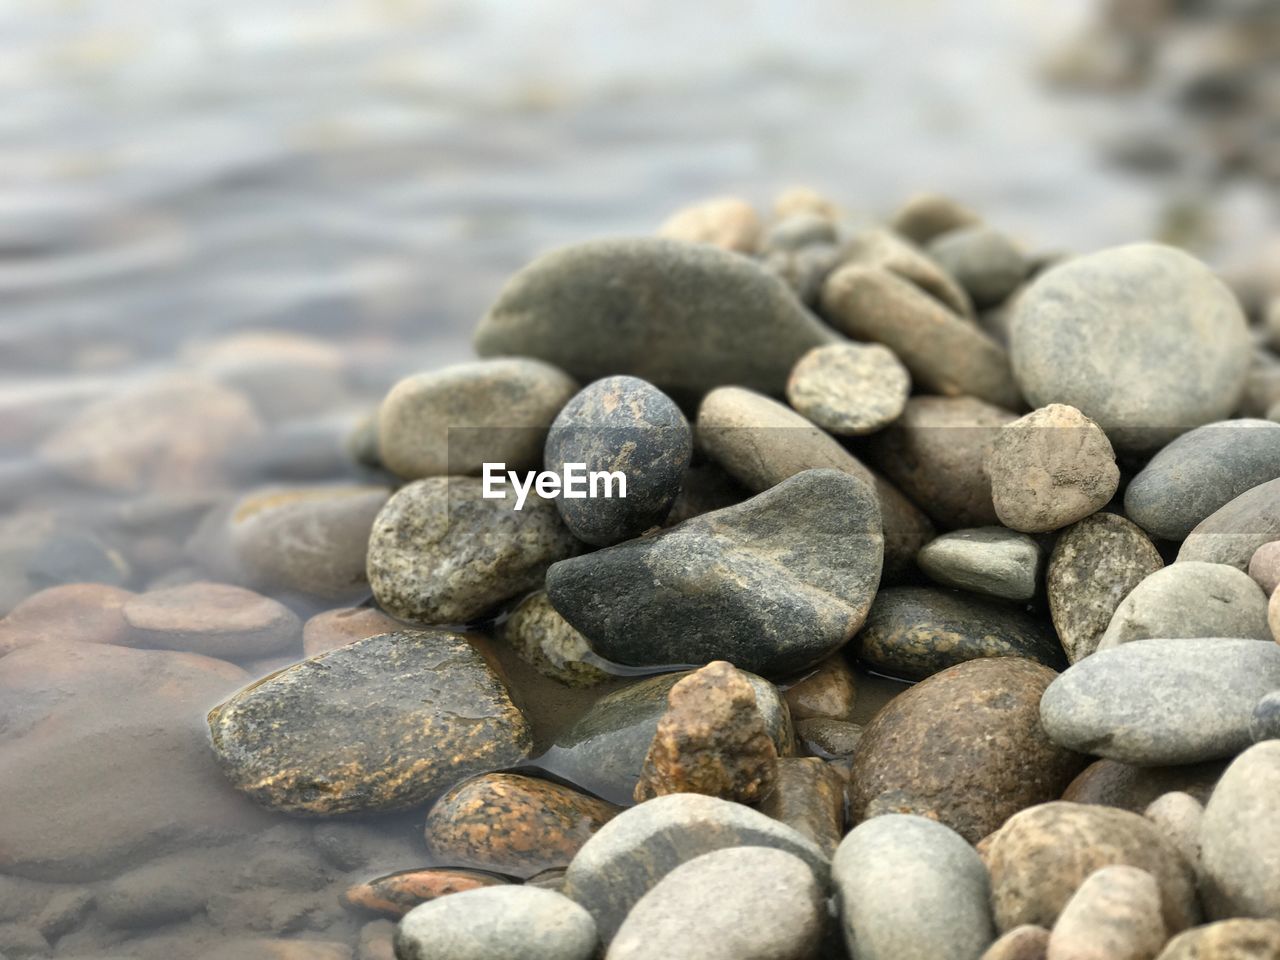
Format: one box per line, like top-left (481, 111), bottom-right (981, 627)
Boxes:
top-left (1047, 866), bottom-right (1166, 960)
top-left (561, 793), bottom-right (829, 943)
top-left (367, 477), bottom-right (580, 625)
top-left (606, 847), bottom-right (824, 960)
top-left (208, 630), bottom-right (532, 815)
top-left (395, 887), bottom-right (597, 960)
top-left (343, 869), bottom-right (506, 919)
top-left (986, 404), bottom-right (1120, 533)
top-left (849, 657), bottom-right (1084, 843)
top-left (0, 583), bottom-right (134, 656)
top-left (1097, 562), bottom-right (1271, 649)
top-left (1199, 740), bottom-right (1280, 921)
top-left (546, 469), bottom-right (882, 677)
top-left (1125, 419), bottom-right (1280, 541)
top-left (1040, 637), bottom-right (1280, 765)
top-left (1155, 919), bottom-right (1280, 959)
top-left (917, 527), bottom-right (1043, 601)
top-left (376, 358), bottom-right (578, 479)
top-left (1143, 792), bottom-right (1203, 870)
top-left (474, 237), bottom-right (837, 400)
top-left (1249, 540), bottom-right (1280, 594)
top-left (1254, 691), bottom-right (1280, 742)
top-left (1062, 759), bottom-right (1223, 811)
top-left (1047, 514), bottom-right (1165, 662)
top-left (423, 773), bottom-right (618, 879)
top-left (985, 802), bottom-right (1199, 935)
top-left (928, 224), bottom-right (1027, 307)
top-left (302, 606), bottom-right (403, 657)
top-left (833, 814), bottom-right (994, 960)
top-left (657, 196), bottom-right (761, 253)
top-left (545, 375), bottom-right (692, 546)
top-left (786, 342), bottom-right (911, 436)
top-left (982, 926), bottom-right (1051, 960)
top-left (121, 581), bottom-right (301, 660)
top-left (783, 654), bottom-right (857, 722)
top-left (795, 718), bottom-right (864, 761)
top-left (197, 940), bottom-right (352, 960)
top-left (1179, 478), bottom-right (1280, 570)
top-left (839, 227), bottom-right (975, 317)
top-left (854, 586), bottom-right (1065, 681)
top-left (891, 192), bottom-right (981, 245)
top-left (759, 757), bottom-right (846, 857)
top-left (499, 591), bottom-right (610, 688)
top-left (1011, 243), bottom-right (1250, 454)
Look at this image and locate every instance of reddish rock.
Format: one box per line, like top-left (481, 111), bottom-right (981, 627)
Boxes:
top-left (0, 583), bottom-right (135, 656)
top-left (758, 757), bottom-right (846, 857)
top-left (342, 868), bottom-right (505, 919)
top-left (783, 655), bottom-right (857, 722)
top-left (122, 581), bottom-right (301, 659)
top-left (302, 607), bottom-right (402, 657)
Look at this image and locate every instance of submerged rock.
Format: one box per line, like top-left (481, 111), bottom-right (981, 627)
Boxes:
top-left (395, 886), bottom-right (597, 960)
top-left (499, 591), bottom-right (610, 688)
top-left (342, 868), bottom-right (505, 919)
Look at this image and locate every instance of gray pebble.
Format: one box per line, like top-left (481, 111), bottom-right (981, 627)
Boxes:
top-left (786, 342), bottom-right (911, 436)
top-left (1199, 740), bottom-right (1280, 921)
top-left (395, 886), bottom-right (597, 960)
top-left (1251, 691), bottom-right (1280, 743)
top-left (917, 526), bottom-right (1043, 601)
top-left (1178, 477), bottom-right (1280, 570)
top-left (927, 224), bottom-right (1027, 307)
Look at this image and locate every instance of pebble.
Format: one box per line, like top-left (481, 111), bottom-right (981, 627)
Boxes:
top-left (395, 886), bottom-right (597, 960)
top-left (1272, 589), bottom-right (1280, 643)
top-left (783, 654), bottom-right (857, 722)
top-left (1125, 420), bottom-right (1280, 541)
top-left (561, 793), bottom-right (829, 943)
top-left (198, 940), bottom-right (352, 960)
top-left (984, 802), bottom-right (1199, 935)
top-left (763, 212), bottom-right (838, 251)
top-left (423, 773), bottom-right (618, 879)
top-left (1040, 637), bottom-right (1280, 765)
top-left (1047, 514), bottom-right (1166, 662)
top-left (120, 581), bottom-right (301, 660)
top-left (474, 238), bottom-right (837, 400)
top-left (927, 224), bottom-right (1028, 307)
top-left (849, 657), bottom-right (1084, 843)
top-left (891, 192), bottom-right (982, 244)
top-left (1178, 478), bottom-right (1280, 570)
top-left (657, 196), bottom-right (762, 253)
top-left (985, 404), bottom-right (1120, 533)
top-left (867, 394), bottom-right (1017, 529)
top-left (343, 869), bottom-right (505, 919)
top-left (1143, 792), bottom-right (1203, 869)
top-left (376, 358), bottom-right (578, 480)
top-left (982, 926), bottom-right (1051, 960)
top-left (1254, 692), bottom-right (1280, 742)
top-left (544, 375), bottom-right (692, 546)
top-left (833, 814), bottom-right (995, 960)
top-left (1199, 740), bottom-right (1280, 921)
top-left (1249, 541), bottom-right (1280, 595)
top-left (606, 847), bottom-right (824, 960)
top-left (366, 476), bottom-right (580, 624)
top-left (207, 630), bottom-right (531, 815)
top-left (759, 757), bottom-right (846, 857)
top-left (546, 469), bottom-right (882, 677)
top-left (762, 242), bottom-right (842, 306)
top-left (1062, 759), bottom-right (1223, 811)
top-left (1155, 919), bottom-right (1280, 959)
top-left (230, 484), bottom-right (390, 599)
top-left (302, 606), bottom-right (403, 657)
top-left (917, 527), bottom-right (1043, 601)
top-left (0, 583), bottom-right (134, 656)
top-left (855, 586), bottom-right (1065, 680)
top-left (795, 718), bottom-right (863, 761)
top-left (785, 342), bottom-right (911, 436)
top-left (663, 460), bottom-right (748, 527)
top-left (1009, 243), bottom-right (1251, 454)
top-left (498, 591), bottom-right (609, 687)
top-left (1046, 865), bottom-right (1166, 960)
top-left (0, 924), bottom-right (49, 959)
top-left (1097, 562), bottom-right (1271, 649)
top-left (840, 227), bottom-right (975, 317)
top-left (359, 920), bottom-right (397, 960)
top-left (821, 263), bottom-right (1021, 408)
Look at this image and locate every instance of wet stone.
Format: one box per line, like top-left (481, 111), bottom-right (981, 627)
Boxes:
top-left (785, 342), bottom-right (911, 436)
top-left (342, 869), bottom-right (506, 920)
top-left (423, 773), bottom-right (618, 879)
top-left (499, 591), bottom-right (610, 688)
top-left (0, 583), bottom-right (134, 656)
top-left (1199, 741), bottom-right (1280, 922)
top-left (783, 654), bottom-right (857, 722)
top-left (302, 606), bottom-right (403, 658)
top-left (795, 718), bottom-right (864, 761)
top-left (1178, 477), bottom-right (1280, 570)
top-left (917, 527), bottom-right (1042, 601)
top-left (927, 224), bottom-right (1028, 307)
top-left (759, 757), bottom-right (846, 857)
top-left (657, 196), bottom-right (762, 253)
top-left (207, 630), bottom-right (532, 816)
top-left (121, 581), bottom-right (301, 660)
top-left (395, 886), bottom-right (597, 960)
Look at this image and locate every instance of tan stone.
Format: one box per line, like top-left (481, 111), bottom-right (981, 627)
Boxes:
top-left (1047, 865), bottom-right (1166, 960)
top-left (783, 654), bottom-right (857, 722)
top-left (0, 583), bottom-right (135, 656)
top-left (658, 196), bottom-right (762, 253)
top-left (302, 607), bottom-right (402, 657)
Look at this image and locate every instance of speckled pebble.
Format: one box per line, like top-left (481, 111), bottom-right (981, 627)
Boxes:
top-left (786, 342), bottom-right (911, 436)
top-left (499, 591), bottom-right (609, 688)
top-left (395, 886), bottom-right (597, 960)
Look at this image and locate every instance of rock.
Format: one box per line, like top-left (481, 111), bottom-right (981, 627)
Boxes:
top-left (562, 793), bottom-right (829, 943)
top-left (786, 342), bottom-right (911, 435)
top-left (0, 925), bottom-right (48, 959)
top-left (343, 869), bottom-right (506, 919)
top-left (1047, 514), bottom-right (1166, 662)
top-left (839, 227), bottom-right (974, 317)
top-left (359, 920), bottom-right (397, 960)
top-left (1062, 759), bottom-right (1223, 811)
top-left (1250, 541), bottom-right (1280, 595)
top-left (1040, 638), bottom-right (1280, 765)
top-left (917, 527), bottom-right (1043, 601)
top-left (833, 814), bottom-right (995, 960)
top-left (376, 359), bottom-right (578, 480)
top-left (821, 263), bottom-right (1021, 407)
top-left (764, 242), bottom-right (842, 306)
top-left (0, 512), bottom-right (132, 615)
top-left (983, 927), bottom-right (1051, 960)
top-left (1254, 692), bottom-right (1280, 742)
top-left (867, 394), bottom-right (1018, 529)
top-left (1178, 478), bottom-right (1280, 570)
top-left (657, 196), bottom-right (761, 253)
top-left (891, 192), bottom-right (982, 245)
top-left (37, 375), bottom-right (263, 493)
top-left (1199, 740), bottom-right (1280, 921)
top-left (0, 642), bottom-right (266, 881)
top-left (187, 330), bottom-right (348, 423)
top-left (763, 212), bottom-right (839, 251)
top-left (97, 850), bottom-right (225, 928)
top-left (423, 773), bottom-right (618, 878)
top-left (367, 476), bottom-right (580, 624)
top-left (1125, 420), bottom-right (1280, 541)
top-left (499, 591), bottom-right (609, 687)
top-left (546, 469), bottom-right (882, 677)
top-left (1097, 562), bottom-right (1271, 649)
top-left (774, 186), bottom-right (839, 221)
top-left (395, 886), bottom-right (597, 960)
top-left (928, 225), bottom-right (1027, 307)
top-left (695, 385), bottom-right (931, 578)
top-left (985, 802), bottom-right (1199, 934)
top-left (783, 654), bottom-right (857, 722)
top-left (759, 757), bottom-right (846, 857)
top-left (1047, 866), bottom-right (1166, 960)
top-left (854, 586), bottom-right (1065, 680)
top-left (302, 606), bottom-right (403, 657)
top-left (541, 669), bottom-right (793, 805)
top-left (664, 460), bottom-right (748, 527)
top-left (795, 718), bottom-right (864, 761)
top-left (208, 630), bottom-right (531, 815)
top-left (1009, 243), bottom-right (1251, 454)
top-left (229, 485), bottom-right (390, 599)
top-left (474, 238), bottom-right (837, 400)
top-left (985, 404), bottom-right (1120, 533)
top-left (33, 888), bottom-right (92, 943)
top-left (849, 658), bottom-right (1083, 843)
top-left (634, 661), bottom-right (779, 804)
top-left (1144, 793), bottom-right (1203, 869)
top-left (197, 940), bottom-right (352, 960)
top-left (1155, 919), bottom-right (1280, 959)
top-left (120, 581), bottom-right (301, 660)
top-left (607, 847), bottom-right (825, 960)
top-left (1271, 589), bottom-right (1280, 642)
top-left (545, 375), bottom-right (692, 545)
top-left (0, 583), bottom-right (134, 656)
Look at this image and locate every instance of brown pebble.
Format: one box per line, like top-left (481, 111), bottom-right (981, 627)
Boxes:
top-left (758, 757), bottom-right (845, 857)
top-left (1061, 759), bottom-right (1224, 811)
top-left (982, 926), bottom-right (1051, 960)
top-left (357, 920), bottom-right (397, 960)
top-left (123, 581), bottom-right (301, 659)
top-left (302, 607), bottom-right (402, 657)
top-left (0, 583), bottom-right (135, 656)
top-left (783, 655), bottom-right (857, 722)
top-left (1248, 541), bottom-right (1280, 595)
top-left (342, 868), bottom-right (505, 919)
top-left (774, 186), bottom-right (839, 221)
top-left (1155, 918), bottom-right (1280, 959)
top-left (891, 192), bottom-right (982, 245)
top-left (1047, 865), bottom-right (1166, 960)
top-left (839, 226), bottom-right (974, 317)
top-left (1143, 792), bottom-right (1203, 871)
top-left (658, 197), bottom-right (761, 253)
top-left (795, 717), bottom-right (864, 761)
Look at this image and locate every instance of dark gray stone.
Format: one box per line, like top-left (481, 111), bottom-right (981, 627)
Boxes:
top-left (395, 886), bottom-right (597, 960)
top-left (1252, 691), bottom-right (1280, 743)
top-left (1178, 477), bottom-right (1280, 570)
